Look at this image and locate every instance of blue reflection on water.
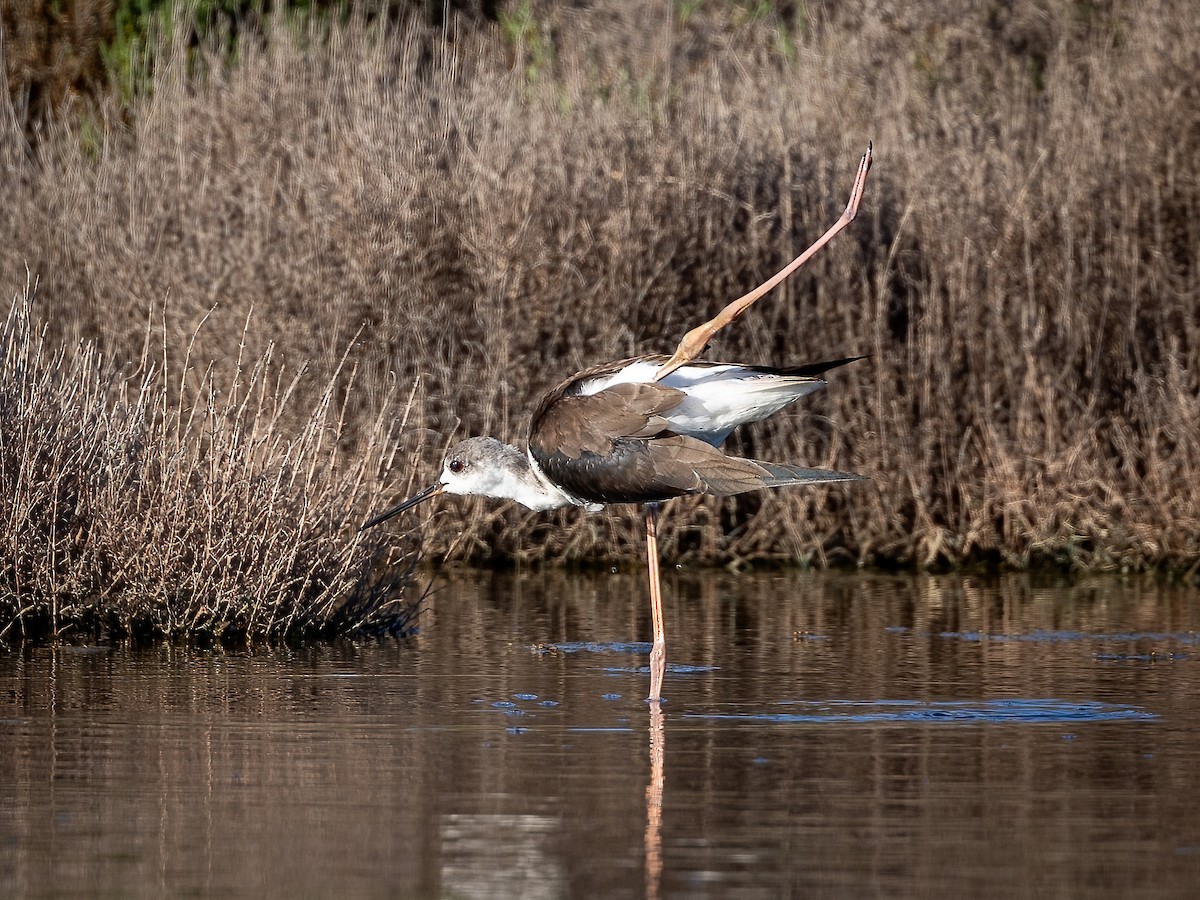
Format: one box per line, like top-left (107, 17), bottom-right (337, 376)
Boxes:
top-left (540, 641), bottom-right (651, 655)
top-left (600, 664), bottom-right (718, 675)
top-left (930, 629), bottom-right (1200, 644)
top-left (685, 698), bottom-right (1157, 724)
top-left (545, 641), bottom-right (718, 674)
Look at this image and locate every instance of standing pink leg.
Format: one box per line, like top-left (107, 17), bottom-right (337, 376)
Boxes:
top-left (645, 503), bottom-right (666, 703)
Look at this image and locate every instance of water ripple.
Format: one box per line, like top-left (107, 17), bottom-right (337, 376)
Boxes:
top-left (930, 629), bottom-right (1200, 645)
top-left (684, 698), bottom-right (1158, 725)
top-left (537, 641), bottom-right (651, 655)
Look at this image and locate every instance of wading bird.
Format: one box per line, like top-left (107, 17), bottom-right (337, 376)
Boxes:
top-left (364, 144), bottom-right (873, 703)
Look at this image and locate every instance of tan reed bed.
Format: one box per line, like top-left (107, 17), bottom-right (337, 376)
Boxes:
top-left (1, 2), bottom-right (1198, 578)
top-left (0, 281), bottom-right (420, 643)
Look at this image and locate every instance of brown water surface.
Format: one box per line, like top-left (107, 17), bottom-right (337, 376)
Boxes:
top-left (3, 570), bottom-right (1199, 898)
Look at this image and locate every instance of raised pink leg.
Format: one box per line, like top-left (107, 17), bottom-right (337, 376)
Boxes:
top-left (655, 143), bottom-right (874, 381)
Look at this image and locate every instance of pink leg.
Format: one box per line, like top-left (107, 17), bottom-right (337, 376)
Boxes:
top-left (654, 143), bottom-right (874, 381)
top-left (645, 503), bottom-right (666, 703)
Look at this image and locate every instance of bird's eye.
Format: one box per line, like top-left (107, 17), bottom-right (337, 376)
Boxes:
top-left (448, 459), bottom-right (464, 474)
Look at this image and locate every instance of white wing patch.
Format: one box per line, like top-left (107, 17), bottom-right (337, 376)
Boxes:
top-left (577, 360), bottom-right (827, 447)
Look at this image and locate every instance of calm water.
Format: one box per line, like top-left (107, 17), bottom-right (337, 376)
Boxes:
top-left (3, 570), bottom-right (1200, 898)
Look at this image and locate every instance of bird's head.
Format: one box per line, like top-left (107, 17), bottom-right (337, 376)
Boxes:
top-left (361, 437), bottom-right (531, 528)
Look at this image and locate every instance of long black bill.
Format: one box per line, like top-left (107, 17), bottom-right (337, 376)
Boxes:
top-left (361, 482), bottom-right (444, 530)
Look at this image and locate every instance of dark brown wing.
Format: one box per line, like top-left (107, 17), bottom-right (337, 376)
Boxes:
top-left (531, 380), bottom-right (686, 459)
top-left (530, 373), bottom-right (687, 503)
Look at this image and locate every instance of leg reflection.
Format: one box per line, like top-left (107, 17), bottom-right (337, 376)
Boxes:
top-left (645, 701), bottom-right (665, 900)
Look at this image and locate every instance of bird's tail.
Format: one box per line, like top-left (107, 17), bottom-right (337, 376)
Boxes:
top-left (754, 461), bottom-right (867, 489)
top-left (776, 355), bottom-right (868, 378)
top-left (693, 454), bottom-right (867, 496)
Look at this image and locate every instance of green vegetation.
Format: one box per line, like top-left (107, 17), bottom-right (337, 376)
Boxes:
top-left (498, 0), bottom-right (552, 83)
top-left (1, 0), bottom-right (1198, 644)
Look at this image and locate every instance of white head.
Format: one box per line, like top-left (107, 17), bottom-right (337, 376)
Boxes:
top-left (437, 437), bottom-right (529, 498)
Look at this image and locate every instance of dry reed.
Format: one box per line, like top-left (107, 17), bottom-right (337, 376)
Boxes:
top-left (1, 1), bottom-right (1198, 580)
top-left (0, 278), bottom-right (420, 642)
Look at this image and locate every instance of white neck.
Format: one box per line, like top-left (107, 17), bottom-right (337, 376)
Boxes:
top-left (492, 454), bottom-right (576, 511)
